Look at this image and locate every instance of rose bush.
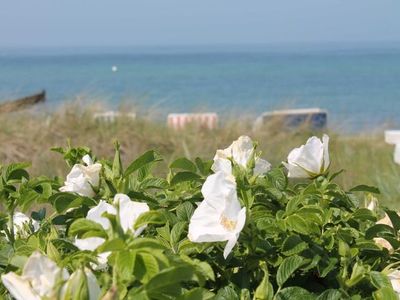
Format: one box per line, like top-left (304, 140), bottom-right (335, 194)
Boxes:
top-left (0, 135), bottom-right (399, 299)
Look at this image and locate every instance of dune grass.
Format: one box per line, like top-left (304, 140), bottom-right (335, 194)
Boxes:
top-left (0, 101), bottom-right (399, 208)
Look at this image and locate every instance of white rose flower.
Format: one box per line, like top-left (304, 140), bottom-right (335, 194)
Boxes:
top-left (5, 212), bottom-right (40, 239)
top-left (74, 196), bottom-right (149, 267)
top-left (60, 154), bottom-right (102, 197)
top-left (74, 200), bottom-right (116, 267)
top-left (114, 193), bottom-right (150, 237)
top-left (212, 135), bottom-right (271, 176)
top-left (1, 251), bottom-right (69, 300)
top-left (188, 172), bottom-right (246, 259)
top-left (283, 134), bottom-right (330, 178)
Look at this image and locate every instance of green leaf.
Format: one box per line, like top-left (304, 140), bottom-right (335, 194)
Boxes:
top-left (352, 208), bottom-right (376, 222)
top-left (350, 185), bottom-right (380, 194)
top-left (345, 262), bottom-right (366, 287)
top-left (214, 286), bottom-right (240, 300)
top-left (373, 287), bottom-right (398, 300)
top-left (176, 202), bottom-right (195, 221)
top-left (136, 252), bottom-right (160, 283)
top-left (276, 287), bottom-right (314, 300)
top-left (277, 255), bottom-right (304, 287)
top-left (31, 208), bottom-right (46, 221)
top-left (97, 238), bottom-right (126, 252)
top-left (281, 236), bottom-right (308, 256)
top-left (285, 215), bottom-right (318, 235)
top-left (267, 168), bottom-right (287, 190)
top-left (134, 211), bottom-right (167, 229)
top-left (365, 224), bottom-right (395, 239)
top-left (385, 210), bottom-right (400, 232)
top-left (139, 177), bottom-right (168, 190)
top-left (123, 150), bottom-right (162, 178)
top-left (370, 271), bottom-right (392, 289)
top-left (177, 288), bottom-right (214, 300)
top-left (5, 163), bottom-right (30, 182)
top-left (53, 194), bottom-right (96, 213)
top-left (68, 218), bottom-right (106, 238)
top-left (195, 157), bottom-right (212, 176)
top-left (144, 265), bottom-right (194, 295)
top-left (170, 172), bottom-right (202, 186)
top-left (115, 250), bottom-right (136, 282)
top-left (170, 222), bottom-right (186, 248)
top-left (170, 158), bottom-right (197, 173)
top-left (316, 289), bottom-right (342, 300)
top-left (128, 238), bottom-right (168, 251)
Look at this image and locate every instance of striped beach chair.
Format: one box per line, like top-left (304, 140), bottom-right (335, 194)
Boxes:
top-left (167, 113), bottom-right (218, 130)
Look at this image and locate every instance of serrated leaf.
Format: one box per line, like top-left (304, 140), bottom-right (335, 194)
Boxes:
top-left (134, 210), bottom-right (166, 230)
top-left (176, 202), bottom-right (195, 221)
top-left (115, 250), bottom-right (136, 282)
top-left (350, 185), bottom-right (380, 194)
top-left (170, 172), bottom-right (201, 186)
top-left (54, 194), bottom-right (96, 213)
top-left (214, 286), bottom-right (240, 300)
top-left (170, 158), bottom-right (197, 173)
top-left (365, 224), bottom-right (395, 239)
top-left (267, 168), bottom-right (287, 190)
top-left (385, 210), bottom-right (400, 232)
top-left (135, 252), bottom-right (160, 283)
top-left (276, 287), bottom-right (314, 300)
top-left (170, 222), bottom-right (186, 248)
top-left (285, 215), bottom-right (317, 235)
top-left (128, 238), bottom-right (168, 251)
top-left (352, 208), bottom-right (377, 222)
top-left (177, 287), bottom-right (214, 300)
top-left (316, 289), bottom-right (342, 300)
top-left (370, 271), bottom-right (391, 289)
top-left (144, 265), bottom-right (194, 295)
top-left (123, 150), bottom-right (162, 178)
top-left (276, 255), bottom-right (304, 287)
top-left (68, 218), bottom-right (106, 238)
top-left (97, 238), bottom-right (126, 252)
top-left (282, 236), bottom-right (308, 256)
top-left (140, 177), bottom-right (168, 190)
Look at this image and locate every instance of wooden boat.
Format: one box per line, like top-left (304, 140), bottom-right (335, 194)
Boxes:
top-left (0, 90), bottom-right (46, 113)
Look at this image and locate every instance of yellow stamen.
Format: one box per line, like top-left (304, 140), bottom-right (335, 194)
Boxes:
top-left (220, 215), bottom-right (237, 231)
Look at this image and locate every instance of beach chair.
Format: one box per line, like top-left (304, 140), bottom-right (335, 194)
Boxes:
top-left (167, 113), bottom-right (218, 130)
top-left (93, 111), bottom-right (136, 123)
top-left (384, 130), bottom-right (400, 164)
top-left (253, 108), bottom-right (327, 130)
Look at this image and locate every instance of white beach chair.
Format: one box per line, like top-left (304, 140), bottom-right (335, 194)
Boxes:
top-left (384, 130), bottom-right (400, 164)
top-left (93, 111), bottom-right (136, 123)
top-left (167, 113), bottom-right (218, 130)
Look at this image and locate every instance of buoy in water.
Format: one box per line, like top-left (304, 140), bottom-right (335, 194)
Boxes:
top-left (111, 65), bottom-right (118, 72)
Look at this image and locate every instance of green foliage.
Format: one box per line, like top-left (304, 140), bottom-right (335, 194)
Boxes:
top-left (0, 138), bottom-right (399, 300)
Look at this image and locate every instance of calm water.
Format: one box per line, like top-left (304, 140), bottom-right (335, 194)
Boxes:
top-left (1, 45), bottom-right (400, 130)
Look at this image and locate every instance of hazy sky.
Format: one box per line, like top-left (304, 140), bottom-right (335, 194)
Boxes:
top-left (1, 0), bottom-right (400, 48)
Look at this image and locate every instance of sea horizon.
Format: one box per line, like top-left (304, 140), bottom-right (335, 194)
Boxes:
top-left (1, 41), bottom-right (400, 132)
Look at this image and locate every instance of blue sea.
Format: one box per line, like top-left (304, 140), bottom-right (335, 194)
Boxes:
top-left (1, 44), bottom-right (400, 131)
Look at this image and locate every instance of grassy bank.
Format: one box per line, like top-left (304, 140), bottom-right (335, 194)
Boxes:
top-left (0, 102), bottom-right (399, 208)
